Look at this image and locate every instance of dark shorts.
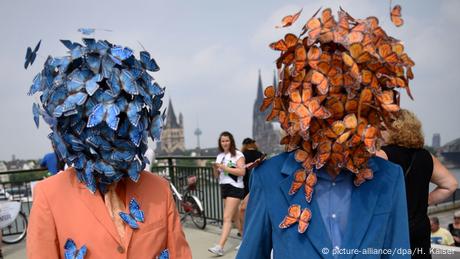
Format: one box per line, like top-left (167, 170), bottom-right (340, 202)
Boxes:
top-left (220, 184), bottom-right (245, 200)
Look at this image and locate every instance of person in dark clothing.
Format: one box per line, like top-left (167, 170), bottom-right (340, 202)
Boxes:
top-left (377, 109), bottom-right (458, 258)
top-left (241, 138), bottom-right (264, 197)
top-left (236, 138), bottom-right (264, 250)
top-left (448, 210), bottom-right (460, 246)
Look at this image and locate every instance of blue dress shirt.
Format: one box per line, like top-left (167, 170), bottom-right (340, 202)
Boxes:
top-left (315, 169), bottom-right (353, 250)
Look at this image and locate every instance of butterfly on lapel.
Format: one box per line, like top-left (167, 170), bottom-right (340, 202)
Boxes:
top-left (64, 238), bottom-right (87, 259)
top-left (119, 198), bottom-right (144, 229)
top-left (279, 204), bottom-right (312, 234)
top-left (288, 169), bottom-right (317, 203)
top-left (157, 249), bottom-right (169, 259)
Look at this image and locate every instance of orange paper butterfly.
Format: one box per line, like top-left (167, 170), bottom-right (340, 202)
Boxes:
top-left (279, 204), bottom-right (312, 233)
top-left (390, 4), bottom-right (404, 27)
top-left (276, 8), bottom-right (303, 28)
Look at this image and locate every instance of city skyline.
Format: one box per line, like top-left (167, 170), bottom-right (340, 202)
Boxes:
top-left (0, 0), bottom-right (459, 160)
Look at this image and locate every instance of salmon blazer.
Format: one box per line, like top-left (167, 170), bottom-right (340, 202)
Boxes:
top-left (27, 168), bottom-right (192, 259)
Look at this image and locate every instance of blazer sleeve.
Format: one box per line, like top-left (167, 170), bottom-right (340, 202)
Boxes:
top-left (26, 182), bottom-right (60, 259)
top-left (236, 167), bottom-right (272, 259)
top-left (166, 187), bottom-right (192, 259)
top-left (382, 166), bottom-right (411, 259)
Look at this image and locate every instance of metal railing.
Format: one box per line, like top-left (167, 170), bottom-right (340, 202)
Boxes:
top-left (151, 156), bottom-right (224, 224)
top-left (6, 161), bottom-right (458, 234)
top-left (0, 168), bottom-right (47, 237)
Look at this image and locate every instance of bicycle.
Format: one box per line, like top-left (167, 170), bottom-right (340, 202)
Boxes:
top-left (0, 199), bottom-right (28, 244)
top-left (166, 175), bottom-right (206, 230)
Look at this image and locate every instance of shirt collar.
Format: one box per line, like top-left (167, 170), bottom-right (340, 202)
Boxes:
top-left (316, 168), bottom-right (352, 182)
top-left (281, 150), bottom-right (381, 176)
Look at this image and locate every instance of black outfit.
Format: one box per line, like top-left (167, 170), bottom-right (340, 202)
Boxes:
top-left (242, 149), bottom-right (264, 197)
top-left (382, 145), bottom-right (433, 259)
top-left (220, 184), bottom-right (245, 199)
top-left (448, 223), bottom-right (460, 247)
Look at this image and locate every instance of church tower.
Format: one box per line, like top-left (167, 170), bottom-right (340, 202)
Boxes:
top-left (252, 70), bottom-right (281, 155)
top-left (156, 99), bottom-right (186, 155)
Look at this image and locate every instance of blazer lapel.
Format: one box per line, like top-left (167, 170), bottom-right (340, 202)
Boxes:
top-left (342, 158), bottom-right (382, 259)
top-left (75, 182), bottom-right (123, 245)
top-left (278, 152), bottom-right (334, 259)
top-left (279, 152), bottom-right (302, 204)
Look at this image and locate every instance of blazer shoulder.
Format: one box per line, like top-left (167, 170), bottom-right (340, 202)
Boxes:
top-left (251, 152), bottom-right (290, 183)
top-left (34, 169), bottom-right (74, 194)
top-left (371, 156), bottom-right (404, 187)
top-left (138, 171), bottom-right (170, 190)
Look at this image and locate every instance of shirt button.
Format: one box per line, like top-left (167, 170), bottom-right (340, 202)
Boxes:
top-left (332, 182), bottom-right (336, 186)
top-left (117, 245), bottom-right (125, 254)
top-left (332, 213), bottom-right (337, 219)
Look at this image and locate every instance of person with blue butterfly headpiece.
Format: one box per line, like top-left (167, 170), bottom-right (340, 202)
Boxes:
top-left (26, 37), bottom-right (191, 259)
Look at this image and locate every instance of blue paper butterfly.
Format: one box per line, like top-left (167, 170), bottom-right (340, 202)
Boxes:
top-left (110, 46), bottom-right (133, 64)
top-left (140, 51), bottom-right (160, 72)
top-left (157, 249), bottom-right (169, 259)
top-left (84, 161), bottom-right (97, 193)
top-left (119, 198), bottom-right (144, 229)
top-left (87, 103), bottom-right (120, 130)
top-left (28, 38), bottom-right (165, 193)
top-left (60, 40), bottom-right (82, 50)
top-left (53, 92), bottom-right (88, 117)
top-left (64, 239), bottom-right (87, 259)
top-left (120, 69), bottom-right (139, 95)
top-left (127, 160), bottom-right (141, 182)
top-left (78, 28), bottom-right (112, 36)
top-left (24, 40), bottom-right (41, 69)
top-left (78, 28), bottom-right (96, 35)
top-left (32, 103), bottom-right (40, 128)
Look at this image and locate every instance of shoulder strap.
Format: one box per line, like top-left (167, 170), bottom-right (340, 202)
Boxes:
top-left (405, 151), bottom-right (417, 177)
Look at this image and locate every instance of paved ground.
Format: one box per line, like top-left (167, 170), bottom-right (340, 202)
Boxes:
top-left (2, 221), bottom-right (241, 259)
top-left (3, 210), bottom-right (458, 259)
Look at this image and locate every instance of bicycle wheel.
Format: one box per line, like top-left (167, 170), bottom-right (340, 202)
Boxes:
top-left (2, 212), bottom-right (27, 244)
top-left (185, 196), bottom-right (206, 229)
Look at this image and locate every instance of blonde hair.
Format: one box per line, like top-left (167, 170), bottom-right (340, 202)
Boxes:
top-left (386, 109), bottom-right (424, 149)
top-left (242, 142), bottom-right (258, 153)
top-left (454, 210), bottom-right (460, 218)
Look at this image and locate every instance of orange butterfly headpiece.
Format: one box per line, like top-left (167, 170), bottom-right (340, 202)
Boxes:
top-left (263, 6), bottom-right (415, 193)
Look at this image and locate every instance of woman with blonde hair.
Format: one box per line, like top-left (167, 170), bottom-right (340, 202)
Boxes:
top-left (378, 109), bottom-right (458, 259)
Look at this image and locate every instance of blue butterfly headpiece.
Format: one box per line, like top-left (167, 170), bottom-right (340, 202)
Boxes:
top-left (28, 38), bottom-right (165, 193)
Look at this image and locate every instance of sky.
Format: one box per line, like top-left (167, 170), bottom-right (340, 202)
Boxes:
top-left (0, 0), bottom-right (459, 160)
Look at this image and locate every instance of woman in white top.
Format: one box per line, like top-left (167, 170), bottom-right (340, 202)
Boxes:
top-left (208, 131), bottom-right (246, 256)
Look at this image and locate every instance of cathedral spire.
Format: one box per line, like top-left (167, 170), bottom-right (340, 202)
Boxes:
top-left (256, 69), bottom-right (263, 101)
top-left (166, 99), bottom-right (179, 128)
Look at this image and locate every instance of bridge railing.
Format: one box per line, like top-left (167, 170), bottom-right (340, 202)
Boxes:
top-left (0, 168), bottom-right (47, 237)
top-left (151, 156), bottom-right (223, 224)
top-left (1, 161), bottom-right (459, 236)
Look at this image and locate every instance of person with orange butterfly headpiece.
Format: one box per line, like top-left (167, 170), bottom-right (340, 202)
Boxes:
top-left (237, 6), bottom-right (415, 259)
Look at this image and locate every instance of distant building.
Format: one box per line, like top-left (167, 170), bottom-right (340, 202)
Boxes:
top-left (252, 70), bottom-right (282, 155)
top-left (440, 138), bottom-right (460, 168)
top-left (3, 159), bottom-right (38, 171)
top-left (155, 99), bottom-right (186, 156)
top-left (0, 162), bottom-right (7, 172)
top-left (432, 133), bottom-right (441, 149)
